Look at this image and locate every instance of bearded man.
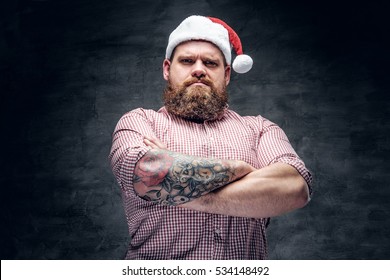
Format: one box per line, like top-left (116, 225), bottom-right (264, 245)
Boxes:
top-left (109, 15), bottom-right (312, 259)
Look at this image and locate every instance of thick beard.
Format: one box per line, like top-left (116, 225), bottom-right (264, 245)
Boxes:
top-left (163, 77), bottom-right (228, 122)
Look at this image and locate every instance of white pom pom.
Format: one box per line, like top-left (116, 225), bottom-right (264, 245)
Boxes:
top-left (232, 54), bottom-right (253, 73)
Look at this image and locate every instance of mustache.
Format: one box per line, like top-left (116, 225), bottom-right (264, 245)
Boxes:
top-left (183, 77), bottom-right (213, 87)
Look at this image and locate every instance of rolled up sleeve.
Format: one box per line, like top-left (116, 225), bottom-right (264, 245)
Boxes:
top-left (109, 109), bottom-right (155, 193)
top-left (256, 117), bottom-right (313, 196)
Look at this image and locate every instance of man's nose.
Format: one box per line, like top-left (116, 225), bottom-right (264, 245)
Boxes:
top-left (191, 61), bottom-right (206, 79)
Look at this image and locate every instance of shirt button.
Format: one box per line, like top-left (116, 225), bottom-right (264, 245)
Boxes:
top-left (215, 228), bottom-right (221, 235)
top-left (209, 137), bottom-right (214, 141)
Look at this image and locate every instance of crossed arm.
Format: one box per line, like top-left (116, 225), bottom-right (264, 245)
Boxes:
top-left (134, 136), bottom-right (310, 218)
top-left (133, 137), bottom-right (255, 205)
top-left (181, 162), bottom-right (309, 218)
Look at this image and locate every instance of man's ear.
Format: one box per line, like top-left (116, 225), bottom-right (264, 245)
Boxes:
top-left (225, 65), bottom-right (231, 86)
top-left (163, 59), bottom-right (171, 81)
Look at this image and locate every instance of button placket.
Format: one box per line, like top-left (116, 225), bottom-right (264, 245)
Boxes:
top-left (204, 122), bottom-right (216, 156)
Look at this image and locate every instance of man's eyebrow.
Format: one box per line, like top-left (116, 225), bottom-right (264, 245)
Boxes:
top-left (176, 54), bottom-right (194, 59)
top-left (202, 56), bottom-right (220, 61)
top-left (201, 56), bottom-right (223, 65)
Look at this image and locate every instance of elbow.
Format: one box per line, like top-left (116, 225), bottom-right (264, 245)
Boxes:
top-left (293, 177), bottom-right (310, 209)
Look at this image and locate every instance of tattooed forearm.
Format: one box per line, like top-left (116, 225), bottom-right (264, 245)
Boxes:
top-left (133, 148), bottom-right (254, 205)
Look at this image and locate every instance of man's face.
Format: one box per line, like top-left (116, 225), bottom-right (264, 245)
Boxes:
top-left (162, 40), bottom-right (231, 122)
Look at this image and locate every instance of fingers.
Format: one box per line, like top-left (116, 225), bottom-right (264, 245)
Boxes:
top-left (143, 138), bottom-right (159, 149)
top-left (143, 136), bottom-right (167, 149)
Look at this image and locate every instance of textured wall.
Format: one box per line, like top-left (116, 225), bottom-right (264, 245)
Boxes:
top-left (1, 0), bottom-right (389, 259)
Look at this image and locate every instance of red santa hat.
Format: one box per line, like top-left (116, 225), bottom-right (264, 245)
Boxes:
top-left (166, 15), bottom-right (253, 74)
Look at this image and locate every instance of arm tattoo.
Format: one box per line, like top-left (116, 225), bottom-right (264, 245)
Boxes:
top-left (133, 149), bottom-right (237, 205)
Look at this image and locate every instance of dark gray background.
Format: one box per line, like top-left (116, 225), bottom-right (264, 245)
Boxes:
top-left (1, 0), bottom-right (389, 259)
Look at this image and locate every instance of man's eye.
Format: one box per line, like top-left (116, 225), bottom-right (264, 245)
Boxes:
top-left (204, 61), bottom-right (217, 67)
top-left (181, 59), bottom-right (193, 64)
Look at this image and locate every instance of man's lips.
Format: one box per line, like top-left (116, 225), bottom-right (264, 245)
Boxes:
top-left (189, 82), bottom-right (208, 87)
top-left (185, 79), bottom-right (212, 87)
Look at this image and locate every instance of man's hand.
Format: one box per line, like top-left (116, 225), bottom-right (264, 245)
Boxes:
top-left (143, 136), bottom-right (167, 150)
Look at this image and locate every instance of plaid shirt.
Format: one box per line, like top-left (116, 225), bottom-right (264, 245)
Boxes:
top-left (109, 107), bottom-right (312, 259)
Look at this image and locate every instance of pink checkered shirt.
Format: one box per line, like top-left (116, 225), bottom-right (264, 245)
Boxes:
top-left (109, 107), bottom-right (312, 259)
